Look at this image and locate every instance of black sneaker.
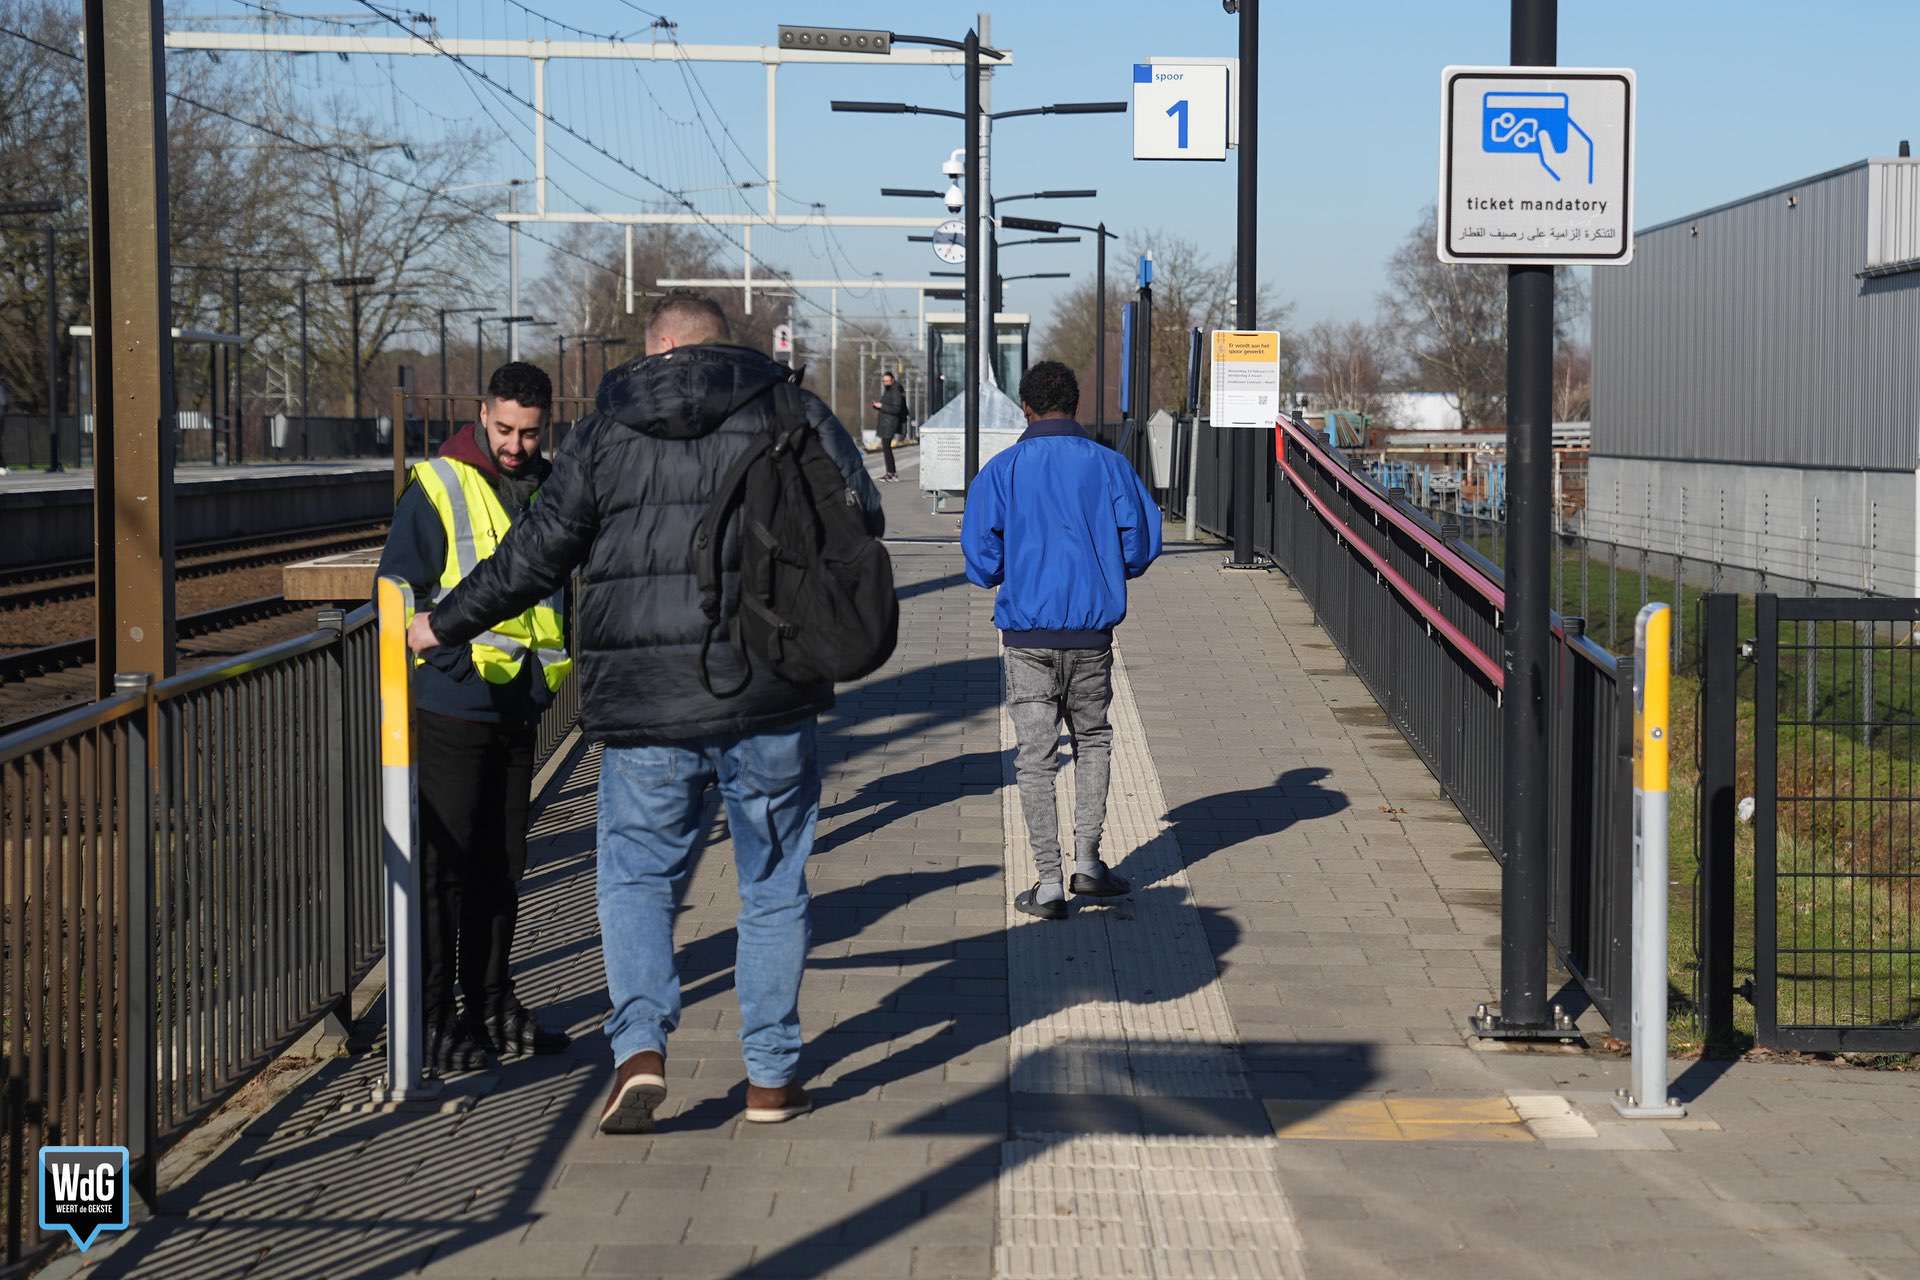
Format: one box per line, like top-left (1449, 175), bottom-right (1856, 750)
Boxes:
top-left (1069, 866), bottom-right (1132, 898)
top-left (1013, 882), bottom-right (1067, 921)
top-left (427, 1016), bottom-right (497, 1074)
top-left (486, 1003), bottom-right (572, 1057)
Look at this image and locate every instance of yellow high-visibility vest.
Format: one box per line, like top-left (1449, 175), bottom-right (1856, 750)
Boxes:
top-left (410, 456), bottom-right (572, 692)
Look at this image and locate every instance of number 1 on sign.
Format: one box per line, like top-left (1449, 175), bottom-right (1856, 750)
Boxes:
top-left (1166, 99), bottom-right (1189, 149)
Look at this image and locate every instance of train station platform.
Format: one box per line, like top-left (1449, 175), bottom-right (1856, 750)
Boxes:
top-left (0, 461), bottom-right (396, 571)
top-left (0, 458), bottom-right (394, 494)
top-left (63, 458), bottom-right (1920, 1280)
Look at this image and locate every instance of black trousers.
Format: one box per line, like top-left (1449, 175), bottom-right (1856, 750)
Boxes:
top-left (415, 709), bottom-right (536, 1025)
top-left (880, 435), bottom-right (897, 474)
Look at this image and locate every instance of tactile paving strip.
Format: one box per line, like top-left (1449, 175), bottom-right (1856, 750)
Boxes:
top-left (1002, 648), bottom-right (1247, 1098)
top-left (997, 645), bottom-right (1304, 1279)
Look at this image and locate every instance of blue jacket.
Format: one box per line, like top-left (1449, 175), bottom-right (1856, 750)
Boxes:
top-left (961, 419), bottom-right (1162, 648)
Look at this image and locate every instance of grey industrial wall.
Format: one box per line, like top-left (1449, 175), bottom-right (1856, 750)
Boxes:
top-left (1592, 160), bottom-right (1920, 472)
top-left (1582, 456), bottom-right (1919, 597)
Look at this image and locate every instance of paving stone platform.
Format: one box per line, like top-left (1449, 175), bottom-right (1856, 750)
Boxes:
top-left (67, 454), bottom-right (1920, 1280)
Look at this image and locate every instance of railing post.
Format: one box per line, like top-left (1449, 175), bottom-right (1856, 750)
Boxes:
top-left (317, 609), bottom-right (353, 1047)
top-left (1184, 415), bottom-right (1203, 543)
top-left (1697, 593), bottom-right (1738, 1046)
top-left (1616, 604), bottom-right (1685, 1117)
top-left (113, 672), bottom-right (158, 1211)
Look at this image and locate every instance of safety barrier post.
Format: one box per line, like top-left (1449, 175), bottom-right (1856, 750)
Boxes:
top-left (1615, 601), bottom-right (1686, 1118)
top-left (369, 576), bottom-right (442, 1108)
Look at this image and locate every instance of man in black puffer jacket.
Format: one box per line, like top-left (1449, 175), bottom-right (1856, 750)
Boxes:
top-left (410, 292), bottom-right (883, 1135)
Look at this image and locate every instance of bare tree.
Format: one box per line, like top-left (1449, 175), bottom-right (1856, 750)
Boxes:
top-left (0, 4), bottom-right (308, 421)
top-left (1378, 207), bottom-right (1585, 428)
top-left (286, 101), bottom-right (495, 415)
top-left (1038, 229), bottom-right (1293, 422)
top-left (1300, 319), bottom-right (1397, 418)
top-left (1553, 338), bottom-right (1592, 422)
top-left (529, 222), bottom-right (781, 399)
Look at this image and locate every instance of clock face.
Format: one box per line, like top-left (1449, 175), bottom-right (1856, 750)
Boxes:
top-left (933, 219), bottom-right (966, 265)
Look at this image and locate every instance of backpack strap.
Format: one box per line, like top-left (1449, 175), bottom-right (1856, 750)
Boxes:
top-left (694, 373), bottom-right (801, 699)
top-left (695, 432), bottom-right (773, 698)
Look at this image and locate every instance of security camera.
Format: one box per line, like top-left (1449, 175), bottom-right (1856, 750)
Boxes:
top-left (943, 182), bottom-right (965, 213)
top-left (942, 147), bottom-right (966, 179)
top-left (1222, 0), bottom-right (1239, 12)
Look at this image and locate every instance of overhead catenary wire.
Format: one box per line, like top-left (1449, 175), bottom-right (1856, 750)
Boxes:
top-left (0, 19), bottom-right (630, 296)
top-left (347, 1), bottom-right (922, 351)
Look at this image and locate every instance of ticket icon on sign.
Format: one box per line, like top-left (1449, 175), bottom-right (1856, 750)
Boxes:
top-left (1482, 91), bottom-right (1594, 183)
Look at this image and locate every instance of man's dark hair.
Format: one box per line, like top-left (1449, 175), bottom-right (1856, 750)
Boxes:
top-left (1020, 360), bottom-right (1079, 417)
top-left (881, 370), bottom-right (895, 383)
top-left (647, 290), bottom-right (732, 345)
top-left (487, 361), bottom-right (552, 412)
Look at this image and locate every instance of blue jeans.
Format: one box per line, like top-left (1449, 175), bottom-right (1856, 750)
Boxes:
top-left (597, 722), bottom-right (819, 1087)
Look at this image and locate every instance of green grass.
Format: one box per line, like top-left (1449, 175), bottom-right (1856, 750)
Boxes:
top-left (1664, 660), bottom-right (1918, 1061)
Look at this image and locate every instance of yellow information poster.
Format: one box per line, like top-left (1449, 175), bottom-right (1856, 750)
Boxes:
top-left (1209, 329), bottom-right (1282, 429)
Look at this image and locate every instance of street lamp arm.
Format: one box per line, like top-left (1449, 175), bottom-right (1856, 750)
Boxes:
top-left (881, 188), bottom-right (945, 199)
top-left (832, 100), bottom-right (965, 120)
top-left (889, 32), bottom-right (1005, 59)
top-left (990, 102), bottom-right (1127, 121)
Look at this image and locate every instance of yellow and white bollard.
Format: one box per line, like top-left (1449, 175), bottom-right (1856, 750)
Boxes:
top-left (1614, 602), bottom-right (1686, 1118)
top-left (370, 575), bottom-right (443, 1107)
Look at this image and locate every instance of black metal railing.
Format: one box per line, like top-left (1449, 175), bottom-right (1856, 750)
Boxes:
top-left (1188, 415), bottom-right (1635, 1032)
top-left (1748, 595), bottom-right (1920, 1052)
top-left (0, 599), bottom-right (583, 1267)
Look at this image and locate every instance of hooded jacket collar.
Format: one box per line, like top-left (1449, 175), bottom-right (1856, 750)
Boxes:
top-left (1019, 417), bottom-right (1088, 443)
top-left (596, 343), bottom-right (794, 441)
top-left (436, 420), bottom-right (502, 478)
top-left (435, 421), bottom-right (551, 515)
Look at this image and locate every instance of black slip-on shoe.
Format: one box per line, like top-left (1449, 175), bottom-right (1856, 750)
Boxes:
top-left (487, 1005), bottom-right (572, 1058)
top-left (1014, 883), bottom-right (1067, 921)
top-left (427, 1018), bottom-right (498, 1075)
top-left (1070, 867), bottom-right (1132, 898)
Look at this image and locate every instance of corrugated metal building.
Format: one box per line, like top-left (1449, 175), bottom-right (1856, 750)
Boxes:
top-left (1588, 156), bottom-right (1920, 593)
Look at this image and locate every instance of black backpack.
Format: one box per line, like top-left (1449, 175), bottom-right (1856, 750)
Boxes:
top-left (695, 378), bottom-right (899, 697)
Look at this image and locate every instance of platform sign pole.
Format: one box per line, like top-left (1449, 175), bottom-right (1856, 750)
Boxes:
top-left (371, 576), bottom-right (442, 1108)
top-left (1615, 601), bottom-right (1686, 1118)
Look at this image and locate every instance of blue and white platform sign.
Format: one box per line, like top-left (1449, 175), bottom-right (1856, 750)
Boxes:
top-left (1133, 62), bottom-right (1228, 162)
top-left (1438, 66), bottom-right (1635, 265)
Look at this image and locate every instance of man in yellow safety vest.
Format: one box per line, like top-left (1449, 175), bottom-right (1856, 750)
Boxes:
top-left (376, 361), bottom-right (572, 1072)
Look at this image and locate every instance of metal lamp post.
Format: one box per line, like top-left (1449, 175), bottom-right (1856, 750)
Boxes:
top-left (1, 201), bottom-right (73, 470)
top-left (328, 275), bottom-right (377, 420)
top-left (438, 306), bottom-right (488, 400)
top-left (812, 22), bottom-right (1120, 492)
top-left (1003, 214), bottom-right (1121, 431)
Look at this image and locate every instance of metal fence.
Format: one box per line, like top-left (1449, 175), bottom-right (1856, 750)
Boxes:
top-left (1745, 595), bottom-right (1919, 1052)
top-left (0, 599), bottom-right (581, 1268)
top-left (1186, 415), bottom-right (1636, 1032)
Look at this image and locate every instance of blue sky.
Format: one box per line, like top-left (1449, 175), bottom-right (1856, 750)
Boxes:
top-left (237, 0), bottom-right (1920, 332)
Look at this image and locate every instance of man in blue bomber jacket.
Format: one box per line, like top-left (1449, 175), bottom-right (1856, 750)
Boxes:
top-left (961, 360), bottom-right (1163, 921)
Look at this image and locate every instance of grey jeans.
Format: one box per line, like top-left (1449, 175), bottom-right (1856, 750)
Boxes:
top-left (1005, 646), bottom-right (1115, 883)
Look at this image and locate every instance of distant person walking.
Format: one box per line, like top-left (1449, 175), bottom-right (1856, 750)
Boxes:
top-left (870, 370), bottom-right (906, 481)
top-left (409, 293), bottom-right (884, 1133)
top-left (377, 361), bottom-right (573, 1071)
top-left (961, 360), bottom-right (1162, 920)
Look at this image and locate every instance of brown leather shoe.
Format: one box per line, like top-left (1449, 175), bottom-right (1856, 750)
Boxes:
top-left (600, 1051), bottom-right (667, 1135)
top-left (743, 1082), bottom-right (811, 1124)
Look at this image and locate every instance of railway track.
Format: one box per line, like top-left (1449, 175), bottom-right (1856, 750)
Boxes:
top-left (0, 519), bottom-right (389, 612)
top-left (0, 596), bottom-right (310, 686)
